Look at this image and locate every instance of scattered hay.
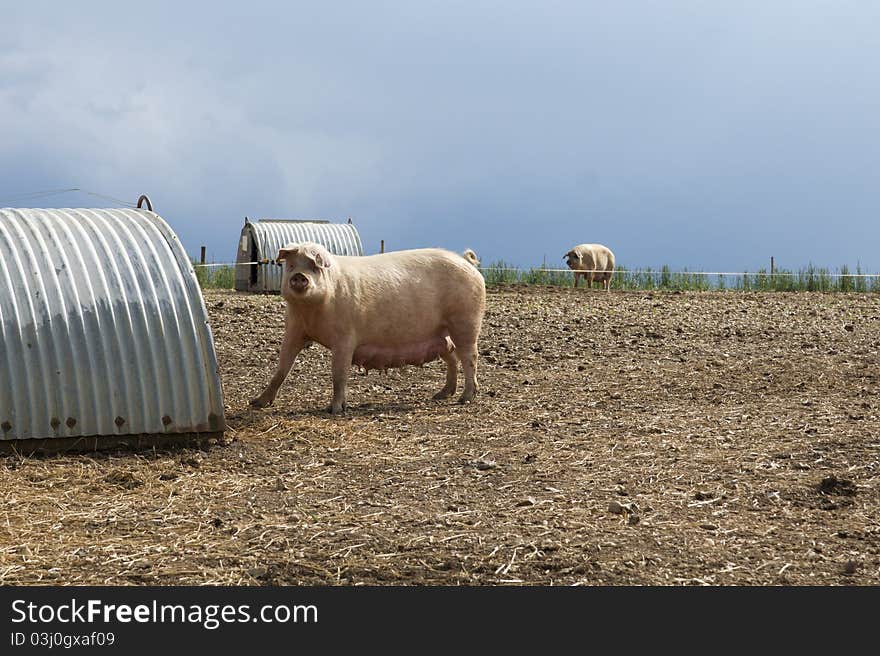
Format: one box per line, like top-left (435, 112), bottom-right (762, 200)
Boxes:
top-left (1, 287), bottom-right (878, 585)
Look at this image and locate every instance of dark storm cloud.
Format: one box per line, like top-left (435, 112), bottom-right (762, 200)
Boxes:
top-left (2, 1), bottom-right (879, 270)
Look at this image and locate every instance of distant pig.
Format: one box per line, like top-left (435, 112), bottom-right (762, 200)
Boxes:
top-left (250, 242), bottom-right (486, 414)
top-left (462, 248), bottom-right (481, 267)
top-left (564, 243), bottom-right (616, 291)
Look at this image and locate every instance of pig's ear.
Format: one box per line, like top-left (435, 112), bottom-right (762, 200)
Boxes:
top-left (313, 250), bottom-right (332, 269)
top-left (276, 246), bottom-right (298, 265)
top-left (305, 244), bottom-right (333, 269)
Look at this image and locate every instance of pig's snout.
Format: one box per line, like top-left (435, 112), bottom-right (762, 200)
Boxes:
top-left (290, 272), bottom-right (310, 292)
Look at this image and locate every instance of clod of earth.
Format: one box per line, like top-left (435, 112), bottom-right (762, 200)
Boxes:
top-left (817, 476), bottom-right (857, 496)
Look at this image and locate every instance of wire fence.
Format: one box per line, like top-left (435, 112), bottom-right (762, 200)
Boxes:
top-left (189, 258), bottom-right (880, 293)
top-left (479, 265), bottom-right (880, 278)
top-left (0, 187), bottom-right (139, 208)
top-left (481, 262), bottom-right (880, 292)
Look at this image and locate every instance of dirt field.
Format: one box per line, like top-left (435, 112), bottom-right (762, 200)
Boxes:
top-left (1, 286), bottom-right (878, 585)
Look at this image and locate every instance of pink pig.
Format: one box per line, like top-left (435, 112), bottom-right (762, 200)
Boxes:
top-left (250, 242), bottom-right (486, 414)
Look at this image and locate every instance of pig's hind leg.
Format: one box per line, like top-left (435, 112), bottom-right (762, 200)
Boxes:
top-left (447, 326), bottom-right (479, 404)
top-left (457, 342), bottom-right (478, 403)
top-left (433, 350), bottom-right (459, 400)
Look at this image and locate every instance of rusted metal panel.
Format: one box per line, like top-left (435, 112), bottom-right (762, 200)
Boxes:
top-left (234, 219), bottom-right (364, 292)
top-left (0, 207), bottom-right (226, 442)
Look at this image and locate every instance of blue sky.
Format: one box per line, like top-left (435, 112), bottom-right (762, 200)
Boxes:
top-left (2, 1), bottom-right (879, 271)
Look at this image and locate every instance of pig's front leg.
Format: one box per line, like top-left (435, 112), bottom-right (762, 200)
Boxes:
top-left (250, 326), bottom-right (307, 409)
top-left (329, 342), bottom-right (356, 415)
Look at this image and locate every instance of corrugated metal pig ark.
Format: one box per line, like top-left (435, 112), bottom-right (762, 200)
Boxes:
top-left (234, 218), bottom-right (364, 293)
top-left (0, 203), bottom-right (226, 453)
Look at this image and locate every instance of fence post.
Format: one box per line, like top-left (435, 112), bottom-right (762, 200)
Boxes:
top-left (380, 240), bottom-right (385, 254)
top-left (770, 256), bottom-right (774, 275)
top-left (200, 246), bottom-right (206, 265)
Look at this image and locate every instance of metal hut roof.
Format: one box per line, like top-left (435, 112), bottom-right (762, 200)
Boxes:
top-left (240, 219), bottom-right (363, 292)
top-left (0, 207), bottom-right (225, 447)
